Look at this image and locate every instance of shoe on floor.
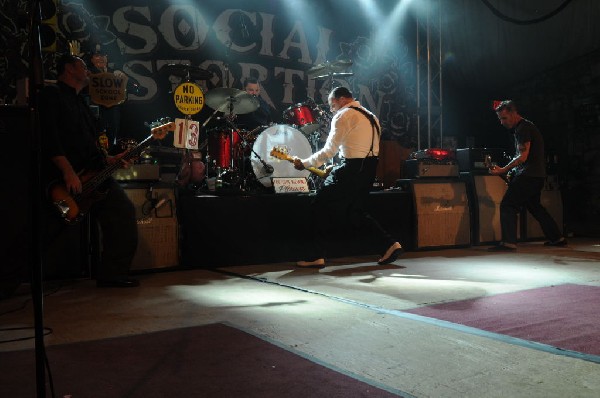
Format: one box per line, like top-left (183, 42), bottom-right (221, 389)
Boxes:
top-left (96, 278), bottom-right (140, 288)
top-left (378, 242), bottom-right (404, 265)
top-left (487, 244), bottom-right (516, 252)
top-left (544, 238), bottom-right (568, 247)
top-left (296, 258), bottom-right (325, 268)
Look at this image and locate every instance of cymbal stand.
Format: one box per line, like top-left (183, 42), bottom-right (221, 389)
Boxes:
top-left (200, 107), bottom-right (223, 184)
top-left (221, 117), bottom-right (272, 185)
top-left (221, 111), bottom-right (249, 190)
top-left (225, 99), bottom-right (236, 172)
top-left (323, 73), bottom-right (345, 91)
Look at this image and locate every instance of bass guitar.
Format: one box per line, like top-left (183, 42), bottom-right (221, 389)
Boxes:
top-left (48, 119), bottom-right (174, 224)
top-left (269, 147), bottom-right (332, 178)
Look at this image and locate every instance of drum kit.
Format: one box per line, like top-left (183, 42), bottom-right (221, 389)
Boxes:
top-left (161, 59), bottom-right (354, 193)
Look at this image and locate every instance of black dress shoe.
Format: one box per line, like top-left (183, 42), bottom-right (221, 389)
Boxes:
top-left (96, 278), bottom-right (140, 288)
top-left (544, 238), bottom-right (568, 247)
top-left (487, 244), bottom-right (516, 252)
top-left (378, 243), bottom-right (404, 265)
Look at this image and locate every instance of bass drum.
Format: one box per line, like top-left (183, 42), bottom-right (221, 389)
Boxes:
top-left (250, 124), bottom-right (312, 187)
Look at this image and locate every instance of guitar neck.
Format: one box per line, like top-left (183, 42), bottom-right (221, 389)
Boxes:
top-left (279, 154), bottom-right (326, 178)
top-left (305, 166), bottom-right (327, 178)
top-left (81, 134), bottom-right (155, 196)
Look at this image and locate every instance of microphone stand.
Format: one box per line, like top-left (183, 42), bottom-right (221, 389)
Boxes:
top-left (221, 116), bottom-right (273, 180)
top-left (28, 1), bottom-right (48, 396)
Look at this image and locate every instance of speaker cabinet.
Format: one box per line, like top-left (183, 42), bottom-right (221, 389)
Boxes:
top-left (524, 182), bottom-right (563, 240)
top-left (122, 184), bottom-right (179, 270)
top-left (461, 173), bottom-right (521, 245)
top-left (471, 175), bottom-right (505, 244)
top-left (466, 174), bottom-right (516, 244)
top-left (410, 180), bottom-right (471, 249)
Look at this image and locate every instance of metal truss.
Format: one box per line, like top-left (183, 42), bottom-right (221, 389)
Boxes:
top-left (416, 0), bottom-right (443, 150)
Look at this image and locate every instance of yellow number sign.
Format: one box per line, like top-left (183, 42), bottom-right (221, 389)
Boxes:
top-left (173, 82), bottom-right (204, 115)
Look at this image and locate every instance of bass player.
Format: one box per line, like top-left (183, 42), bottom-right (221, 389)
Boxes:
top-left (39, 54), bottom-right (139, 287)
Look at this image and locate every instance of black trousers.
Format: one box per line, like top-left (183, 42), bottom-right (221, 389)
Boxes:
top-left (500, 174), bottom-right (562, 245)
top-left (44, 178), bottom-right (138, 280)
top-left (309, 157), bottom-right (395, 259)
top-left (90, 179), bottom-right (138, 279)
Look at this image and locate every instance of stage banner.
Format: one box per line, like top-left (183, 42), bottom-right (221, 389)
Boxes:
top-left (1, 0), bottom-right (418, 144)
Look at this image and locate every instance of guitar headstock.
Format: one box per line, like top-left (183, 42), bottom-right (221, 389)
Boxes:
top-left (270, 146), bottom-right (291, 160)
top-left (148, 117), bottom-right (175, 140)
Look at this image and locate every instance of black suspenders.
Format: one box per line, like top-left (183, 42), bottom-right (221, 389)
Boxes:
top-left (348, 106), bottom-right (380, 157)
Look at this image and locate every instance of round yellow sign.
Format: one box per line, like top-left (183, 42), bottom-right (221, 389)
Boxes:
top-left (173, 82), bottom-right (205, 115)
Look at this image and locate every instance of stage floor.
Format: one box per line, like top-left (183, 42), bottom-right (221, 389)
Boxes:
top-left (3, 238), bottom-right (599, 398)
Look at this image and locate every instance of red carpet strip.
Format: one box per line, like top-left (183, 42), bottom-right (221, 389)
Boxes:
top-left (0, 323), bottom-right (407, 398)
top-left (404, 284), bottom-right (600, 357)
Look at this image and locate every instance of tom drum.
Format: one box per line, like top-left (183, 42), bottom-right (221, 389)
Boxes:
top-left (282, 103), bottom-right (321, 134)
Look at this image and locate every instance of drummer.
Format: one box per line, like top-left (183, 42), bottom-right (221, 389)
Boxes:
top-left (235, 77), bottom-right (273, 131)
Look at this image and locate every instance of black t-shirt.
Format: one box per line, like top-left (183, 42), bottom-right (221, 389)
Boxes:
top-left (513, 118), bottom-right (546, 178)
top-left (39, 81), bottom-right (106, 183)
top-left (235, 96), bottom-right (272, 131)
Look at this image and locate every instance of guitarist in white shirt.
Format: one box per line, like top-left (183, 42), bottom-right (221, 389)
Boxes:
top-left (40, 54), bottom-right (139, 287)
top-left (292, 87), bottom-right (403, 267)
top-left (488, 100), bottom-right (566, 251)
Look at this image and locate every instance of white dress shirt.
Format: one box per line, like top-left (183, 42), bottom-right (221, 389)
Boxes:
top-left (302, 100), bottom-right (380, 168)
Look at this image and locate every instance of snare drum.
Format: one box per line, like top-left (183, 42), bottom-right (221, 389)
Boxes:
top-left (250, 124), bottom-right (312, 187)
top-left (282, 102), bottom-right (321, 134)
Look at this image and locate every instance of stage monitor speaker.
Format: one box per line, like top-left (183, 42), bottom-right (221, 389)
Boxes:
top-left (524, 184), bottom-right (563, 240)
top-left (122, 184), bottom-right (179, 270)
top-left (410, 180), bottom-right (471, 249)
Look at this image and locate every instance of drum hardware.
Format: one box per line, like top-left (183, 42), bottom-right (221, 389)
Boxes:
top-left (310, 72), bottom-right (354, 80)
top-left (205, 117), bottom-right (270, 192)
top-left (199, 86), bottom-right (260, 192)
top-left (204, 87), bottom-right (259, 115)
top-left (307, 59), bottom-right (353, 78)
top-left (307, 59), bottom-right (353, 90)
top-left (310, 71), bottom-right (354, 91)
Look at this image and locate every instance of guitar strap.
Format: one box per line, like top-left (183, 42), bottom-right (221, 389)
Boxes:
top-left (348, 106), bottom-right (380, 158)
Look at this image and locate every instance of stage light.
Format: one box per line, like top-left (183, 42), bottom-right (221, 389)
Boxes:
top-left (356, 0), bottom-right (383, 23)
top-left (370, 0), bottom-right (414, 55)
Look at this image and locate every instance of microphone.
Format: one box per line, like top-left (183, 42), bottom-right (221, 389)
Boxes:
top-left (262, 162), bottom-right (274, 174)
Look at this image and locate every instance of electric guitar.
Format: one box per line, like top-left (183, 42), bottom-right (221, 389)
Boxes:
top-left (48, 119), bottom-right (174, 224)
top-left (484, 154), bottom-right (514, 185)
top-left (269, 147), bottom-right (332, 178)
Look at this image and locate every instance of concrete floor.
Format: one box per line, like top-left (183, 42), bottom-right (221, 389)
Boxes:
top-left (1, 237), bottom-right (600, 397)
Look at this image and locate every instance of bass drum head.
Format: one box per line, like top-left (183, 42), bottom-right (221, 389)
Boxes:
top-left (251, 124), bottom-right (312, 187)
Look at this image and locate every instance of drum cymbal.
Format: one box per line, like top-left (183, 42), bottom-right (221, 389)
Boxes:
top-left (311, 72), bottom-right (354, 80)
top-left (307, 59), bottom-right (353, 77)
top-left (204, 87), bottom-right (259, 115)
top-left (161, 64), bottom-right (213, 80)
